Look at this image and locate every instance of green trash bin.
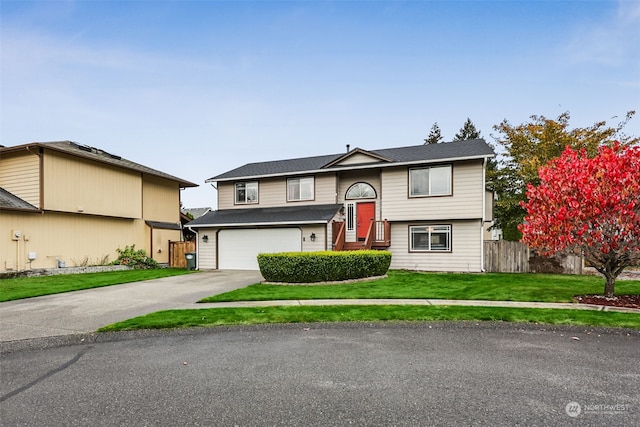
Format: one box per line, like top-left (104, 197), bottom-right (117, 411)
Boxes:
top-left (185, 252), bottom-right (197, 270)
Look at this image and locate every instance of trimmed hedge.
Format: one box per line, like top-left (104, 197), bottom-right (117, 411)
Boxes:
top-left (257, 250), bottom-right (392, 283)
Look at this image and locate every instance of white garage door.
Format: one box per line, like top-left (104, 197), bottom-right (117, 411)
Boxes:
top-left (218, 228), bottom-right (302, 270)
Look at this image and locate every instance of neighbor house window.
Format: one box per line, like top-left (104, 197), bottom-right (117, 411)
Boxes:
top-left (410, 225), bottom-right (451, 252)
top-left (409, 165), bottom-right (452, 197)
top-left (235, 182), bottom-right (258, 204)
top-left (287, 177), bottom-right (314, 201)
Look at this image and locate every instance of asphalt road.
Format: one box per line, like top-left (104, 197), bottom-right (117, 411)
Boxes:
top-left (1, 322), bottom-right (638, 426)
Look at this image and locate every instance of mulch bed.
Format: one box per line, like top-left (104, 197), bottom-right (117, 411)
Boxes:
top-left (573, 294), bottom-right (640, 310)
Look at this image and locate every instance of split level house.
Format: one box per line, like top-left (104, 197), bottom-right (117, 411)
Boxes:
top-left (187, 139), bottom-right (495, 271)
top-left (0, 141), bottom-right (197, 272)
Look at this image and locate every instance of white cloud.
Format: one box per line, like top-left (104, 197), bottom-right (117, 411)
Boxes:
top-left (566, 0), bottom-right (640, 67)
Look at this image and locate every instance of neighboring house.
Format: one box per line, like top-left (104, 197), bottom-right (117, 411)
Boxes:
top-left (180, 207), bottom-right (212, 241)
top-left (0, 141), bottom-right (197, 271)
top-left (187, 139), bottom-right (495, 271)
top-left (181, 207), bottom-right (212, 220)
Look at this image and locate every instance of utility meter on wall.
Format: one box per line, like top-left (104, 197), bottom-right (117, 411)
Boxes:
top-left (12, 230), bottom-right (21, 240)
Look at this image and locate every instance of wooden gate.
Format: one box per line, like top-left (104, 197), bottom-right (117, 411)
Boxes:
top-left (169, 241), bottom-right (196, 268)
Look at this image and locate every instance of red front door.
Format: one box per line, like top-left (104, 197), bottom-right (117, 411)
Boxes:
top-left (356, 202), bottom-right (375, 241)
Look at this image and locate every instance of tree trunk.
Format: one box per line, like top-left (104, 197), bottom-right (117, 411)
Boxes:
top-left (603, 274), bottom-right (616, 298)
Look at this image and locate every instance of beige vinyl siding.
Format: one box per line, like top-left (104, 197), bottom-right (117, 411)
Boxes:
top-left (381, 160), bottom-right (485, 221)
top-left (143, 175), bottom-right (180, 222)
top-left (300, 225), bottom-right (327, 252)
top-left (0, 211), bottom-right (145, 271)
top-left (335, 153), bottom-right (385, 166)
top-left (197, 228), bottom-right (218, 269)
top-left (337, 170), bottom-right (381, 203)
top-left (217, 174), bottom-right (338, 210)
top-left (485, 190), bottom-right (494, 221)
top-left (0, 152), bottom-right (40, 208)
top-left (388, 220), bottom-right (483, 272)
top-left (43, 151), bottom-right (142, 218)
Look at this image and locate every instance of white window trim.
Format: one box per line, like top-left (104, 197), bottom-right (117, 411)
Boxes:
top-left (346, 202), bottom-right (356, 231)
top-left (409, 224), bottom-right (452, 252)
top-left (287, 177), bottom-right (315, 201)
top-left (409, 165), bottom-right (452, 197)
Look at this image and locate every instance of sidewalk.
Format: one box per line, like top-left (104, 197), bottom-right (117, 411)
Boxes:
top-left (193, 298), bottom-right (640, 314)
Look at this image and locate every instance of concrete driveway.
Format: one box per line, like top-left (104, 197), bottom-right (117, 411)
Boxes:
top-left (0, 270), bottom-right (263, 342)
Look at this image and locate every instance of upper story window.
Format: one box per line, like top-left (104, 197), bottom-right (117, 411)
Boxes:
top-left (235, 182), bottom-right (258, 204)
top-left (287, 177), bottom-right (314, 201)
top-left (346, 182), bottom-right (376, 199)
top-left (409, 165), bottom-right (452, 197)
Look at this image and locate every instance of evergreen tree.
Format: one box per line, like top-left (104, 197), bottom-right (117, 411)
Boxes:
top-left (424, 122), bottom-right (443, 144)
top-left (454, 118), bottom-right (481, 141)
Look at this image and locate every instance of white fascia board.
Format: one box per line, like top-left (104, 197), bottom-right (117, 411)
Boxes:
top-left (188, 220), bottom-right (330, 228)
top-left (206, 154), bottom-right (494, 183)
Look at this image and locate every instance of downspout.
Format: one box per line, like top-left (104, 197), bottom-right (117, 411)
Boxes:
top-left (188, 226), bottom-right (199, 270)
top-left (480, 157), bottom-right (487, 272)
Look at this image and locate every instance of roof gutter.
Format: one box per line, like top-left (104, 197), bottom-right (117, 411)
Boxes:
top-left (188, 220), bottom-right (331, 228)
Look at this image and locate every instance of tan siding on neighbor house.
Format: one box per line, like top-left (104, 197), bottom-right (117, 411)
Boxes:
top-left (0, 151), bottom-right (41, 208)
top-left (217, 174), bottom-right (338, 209)
top-left (147, 226), bottom-right (180, 264)
top-left (388, 220), bottom-right (483, 272)
top-left (380, 160), bottom-right (484, 221)
top-left (0, 211), bottom-right (145, 271)
top-left (143, 175), bottom-right (180, 222)
top-left (43, 151), bottom-right (142, 218)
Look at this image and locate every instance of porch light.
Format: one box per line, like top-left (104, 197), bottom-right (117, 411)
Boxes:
top-left (202, 235), bottom-right (209, 242)
top-left (310, 233), bottom-right (316, 242)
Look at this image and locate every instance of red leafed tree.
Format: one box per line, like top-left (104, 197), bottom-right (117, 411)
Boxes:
top-left (519, 143), bottom-right (640, 297)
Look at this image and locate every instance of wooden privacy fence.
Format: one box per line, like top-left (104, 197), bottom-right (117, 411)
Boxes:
top-left (169, 241), bottom-right (196, 268)
top-left (484, 240), bottom-right (583, 275)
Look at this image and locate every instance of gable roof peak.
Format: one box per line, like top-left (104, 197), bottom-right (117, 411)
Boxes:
top-left (322, 147), bottom-right (394, 168)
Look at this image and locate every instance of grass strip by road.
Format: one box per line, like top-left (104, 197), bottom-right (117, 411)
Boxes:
top-left (98, 305), bottom-right (640, 332)
top-left (201, 270), bottom-right (640, 303)
top-left (0, 269), bottom-right (195, 302)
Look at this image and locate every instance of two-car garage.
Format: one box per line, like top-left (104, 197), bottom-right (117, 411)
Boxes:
top-left (186, 204), bottom-right (343, 270)
top-left (217, 228), bottom-right (302, 270)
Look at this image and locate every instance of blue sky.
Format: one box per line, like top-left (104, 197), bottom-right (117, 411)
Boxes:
top-left (2, 0), bottom-right (639, 208)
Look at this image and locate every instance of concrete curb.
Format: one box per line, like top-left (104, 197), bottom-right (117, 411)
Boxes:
top-left (191, 298), bottom-right (640, 314)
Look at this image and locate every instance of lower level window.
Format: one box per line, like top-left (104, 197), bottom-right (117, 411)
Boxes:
top-left (410, 225), bottom-right (451, 252)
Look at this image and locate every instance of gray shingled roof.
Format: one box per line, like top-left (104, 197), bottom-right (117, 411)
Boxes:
top-left (1, 141), bottom-right (198, 188)
top-left (208, 139), bottom-right (494, 182)
top-left (187, 204), bottom-right (342, 228)
top-left (181, 207), bottom-right (212, 219)
top-left (0, 187), bottom-right (38, 211)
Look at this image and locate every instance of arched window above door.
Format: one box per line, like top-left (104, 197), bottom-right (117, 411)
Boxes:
top-left (346, 182), bottom-right (376, 199)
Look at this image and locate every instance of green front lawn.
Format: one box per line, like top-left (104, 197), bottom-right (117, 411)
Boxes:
top-left (201, 270), bottom-right (640, 303)
top-left (98, 305), bottom-right (640, 332)
top-left (0, 269), bottom-right (194, 302)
